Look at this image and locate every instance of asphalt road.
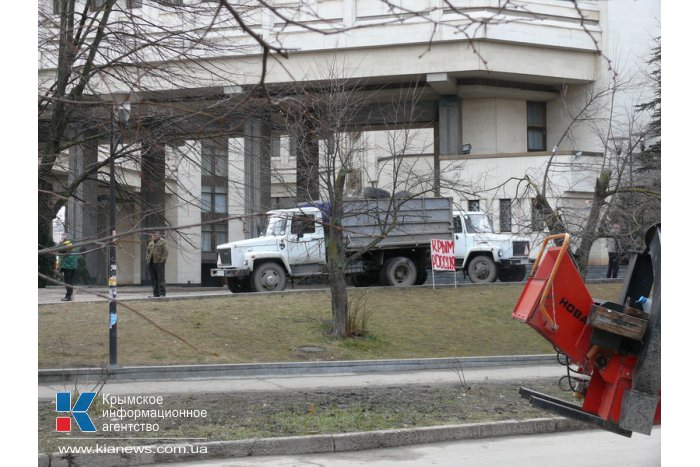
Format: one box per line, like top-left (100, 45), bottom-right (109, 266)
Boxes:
top-left (153, 427), bottom-right (661, 467)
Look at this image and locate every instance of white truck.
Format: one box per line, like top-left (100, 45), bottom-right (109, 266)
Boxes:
top-left (452, 210), bottom-right (533, 283)
top-left (211, 197), bottom-right (454, 292)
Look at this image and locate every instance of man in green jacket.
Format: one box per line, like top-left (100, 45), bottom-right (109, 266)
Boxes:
top-left (146, 231), bottom-right (169, 297)
top-left (58, 233), bottom-right (78, 301)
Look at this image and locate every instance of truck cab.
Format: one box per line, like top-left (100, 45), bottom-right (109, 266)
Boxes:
top-left (211, 207), bottom-right (326, 293)
top-left (452, 210), bottom-right (532, 283)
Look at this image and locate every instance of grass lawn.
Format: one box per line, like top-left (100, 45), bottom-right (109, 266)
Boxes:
top-left (38, 282), bottom-right (622, 368)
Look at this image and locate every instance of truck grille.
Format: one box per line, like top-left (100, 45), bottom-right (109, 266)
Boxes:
top-left (218, 248), bottom-right (232, 266)
top-left (512, 241), bottom-right (530, 257)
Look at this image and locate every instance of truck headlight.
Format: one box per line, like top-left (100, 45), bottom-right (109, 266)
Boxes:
top-left (498, 249), bottom-right (503, 258)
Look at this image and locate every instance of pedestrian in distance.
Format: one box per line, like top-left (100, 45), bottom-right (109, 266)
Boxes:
top-left (57, 233), bottom-right (78, 301)
top-left (146, 231), bottom-right (169, 297)
top-left (606, 223), bottom-right (622, 279)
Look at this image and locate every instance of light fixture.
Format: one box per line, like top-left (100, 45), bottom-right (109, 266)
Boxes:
top-left (111, 91), bottom-right (131, 124)
top-left (461, 143), bottom-right (472, 155)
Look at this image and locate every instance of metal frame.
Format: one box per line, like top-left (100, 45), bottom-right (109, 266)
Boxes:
top-left (518, 387), bottom-right (632, 437)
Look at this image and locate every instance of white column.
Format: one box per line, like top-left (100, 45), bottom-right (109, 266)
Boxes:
top-left (165, 141), bottom-right (202, 285)
top-left (228, 137), bottom-right (246, 242)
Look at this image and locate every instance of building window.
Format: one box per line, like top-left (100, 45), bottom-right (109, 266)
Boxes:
top-left (499, 199), bottom-right (512, 232)
top-left (531, 198), bottom-right (545, 231)
top-left (202, 223), bottom-right (228, 253)
top-left (127, 0), bottom-right (143, 8)
top-left (527, 101), bottom-right (546, 152)
top-left (201, 141), bottom-right (228, 178)
top-left (202, 186), bottom-right (227, 214)
top-left (468, 200), bottom-right (480, 212)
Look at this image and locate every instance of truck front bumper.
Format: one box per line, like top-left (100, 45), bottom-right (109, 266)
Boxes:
top-left (210, 268), bottom-right (250, 278)
top-left (500, 258), bottom-right (535, 266)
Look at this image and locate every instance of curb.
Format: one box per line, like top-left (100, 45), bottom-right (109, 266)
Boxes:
top-left (39, 354), bottom-right (557, 383)
top-left (38, 417), bottom-right (592, 466)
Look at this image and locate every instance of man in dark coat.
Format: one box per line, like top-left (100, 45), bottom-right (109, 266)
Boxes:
top-left (146, 231), bottom-right (169, 297)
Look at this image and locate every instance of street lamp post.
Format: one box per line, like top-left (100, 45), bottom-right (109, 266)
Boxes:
top-left (109, 94), bottom-right (131, 367)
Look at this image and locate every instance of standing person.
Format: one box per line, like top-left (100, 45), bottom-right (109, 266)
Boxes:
top-left (606, 224), bottom-right (622, 279)
top-left (58, 233), bottom-right (78, 301)
top-left (146, 231), bottom-right (169, 297)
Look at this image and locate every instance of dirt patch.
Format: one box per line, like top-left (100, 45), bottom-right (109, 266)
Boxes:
top-left (39, 377), bottom-right (580, 454)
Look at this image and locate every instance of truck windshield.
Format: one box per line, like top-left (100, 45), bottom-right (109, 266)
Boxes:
top-left (264, 217), bottom-right (287, 236)
top-left (465, 214), bottom-right (494, 233)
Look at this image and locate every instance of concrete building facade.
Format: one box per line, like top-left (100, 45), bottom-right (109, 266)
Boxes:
top-left (39, 0), bottom-right (660, 285)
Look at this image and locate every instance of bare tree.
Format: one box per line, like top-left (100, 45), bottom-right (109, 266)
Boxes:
top-left (268, 63), bottom-right (452, 336)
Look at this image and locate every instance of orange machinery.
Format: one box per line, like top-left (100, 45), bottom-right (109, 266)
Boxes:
top-left (513, 225), bottom-right (660, 437)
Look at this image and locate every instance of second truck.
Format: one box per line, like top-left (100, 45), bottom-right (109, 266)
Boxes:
top-left (211, 197), bottom-right (453, 292)
top-left (212, 197), bottom-right (533, 292)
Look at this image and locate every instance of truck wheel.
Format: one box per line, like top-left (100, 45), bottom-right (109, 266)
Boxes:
top-left (497, 265), bottom-right (527, 282)
top-left (252, 262), bottom-right (287, 292)
top-left (382, 257), bottom-right (418, 287)
top-left (227, 278), bottom-right (251, 293)
top-left (467, 255), bottom-right (497, 283)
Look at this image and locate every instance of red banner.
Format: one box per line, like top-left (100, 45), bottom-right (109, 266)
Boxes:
top-left (431, 238), bottom-right (455, 271)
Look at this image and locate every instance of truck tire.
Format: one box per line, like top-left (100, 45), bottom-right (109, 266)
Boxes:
top-left (381, 257), bottom-right (418, 287)
top-left (497, 265), bottom-right (527, 282)
top-left (227, 278), bottom-right (251, 293)
top-left (467, 255), bottom-right (497, 283)
top-left (252, 262), bottom-right (287, 292)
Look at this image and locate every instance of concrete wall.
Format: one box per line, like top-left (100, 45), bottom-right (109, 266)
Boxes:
top-left (462, 99), bottom-right (527, 155)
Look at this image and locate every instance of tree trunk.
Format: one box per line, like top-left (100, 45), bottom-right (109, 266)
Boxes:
top-left (328, 170), bottom-right (349, 337)
top-left (574, 170), bottom-right (611, 278)
top-left (329, 260), bottom-right (348, 337)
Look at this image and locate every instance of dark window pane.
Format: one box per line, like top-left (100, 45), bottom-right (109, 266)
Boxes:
top-left (453, 216), bottom-right (463, 233)
top-left (499, 199), bottom-right (512, 232)
top-left (527, 102), bottom-right (545, 126)
top-left (291, 215), bottom-right (316, 235)
top-left (201, 153), bottom-right (214, 176)
top-left (527, 102), bottom-right (546, 152)
top-left (468, 200), bottom-right (480, 211)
